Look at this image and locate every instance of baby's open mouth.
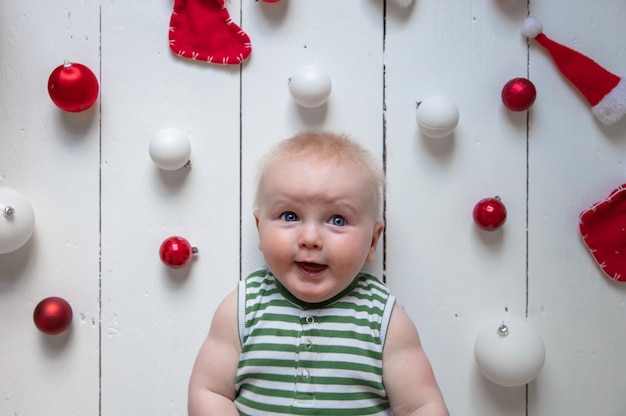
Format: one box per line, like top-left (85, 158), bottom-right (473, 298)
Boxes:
top-left (296, 262), bottom-right (328, 274)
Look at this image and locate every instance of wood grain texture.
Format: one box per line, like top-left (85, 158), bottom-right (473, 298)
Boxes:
top-left (1, 0), bottom-right (625, 414)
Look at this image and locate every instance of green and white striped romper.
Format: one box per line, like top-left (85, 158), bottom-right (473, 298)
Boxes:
top-left (235, 269), bottom-right (396, 415)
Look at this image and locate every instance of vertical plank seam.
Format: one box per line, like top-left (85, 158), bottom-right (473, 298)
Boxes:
top-left (525, 4), bottom-right (531, 322)
top-left (525, 1), bottom-right (531, 414)
top-left (98, 2), bottom-right (103, 415)
top-left (382, 0), bottom-right (388, 283)
top-left (239, 1), bottom-right (244, 282)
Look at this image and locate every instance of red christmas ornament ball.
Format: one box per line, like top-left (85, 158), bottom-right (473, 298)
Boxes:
top-left (501, 78), bottom-right (536, 111)
top-left (33, 297), bottom-right (73, 335)
top-left (48, 61), bottom-right (99, 112)
top-left (473, 196), bottom-right (507, 231)
top-left (159, 236), bottom-right (197, 269)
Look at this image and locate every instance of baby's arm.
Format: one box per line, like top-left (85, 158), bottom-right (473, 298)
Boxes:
top-left (188, 288), bottom-right (241, 416)
top-left (382, 304), bottom-right (449, 416)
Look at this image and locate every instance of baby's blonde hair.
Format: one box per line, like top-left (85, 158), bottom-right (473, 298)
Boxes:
top-left (254, 131), bottom-right (385, 218)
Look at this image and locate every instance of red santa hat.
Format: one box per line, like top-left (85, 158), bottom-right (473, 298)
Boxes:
top-left (522, 16), bottom-right (626, 126)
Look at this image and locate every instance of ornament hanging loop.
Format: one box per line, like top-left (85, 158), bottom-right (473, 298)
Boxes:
top-left (497, 322), bottom-right (509, 336)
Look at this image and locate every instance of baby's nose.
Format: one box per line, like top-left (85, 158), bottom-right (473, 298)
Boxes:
top-left (298, 223), bottom-right (323, 249)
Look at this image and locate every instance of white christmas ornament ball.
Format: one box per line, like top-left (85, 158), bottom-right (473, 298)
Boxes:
top-left (149, 128), bottom-right (191, 171)
top-left (416, 95), bottom-right (459, 138)
top-left (289, 65), bottom-right (332, 108)
top-left (474, 318), bottom-right (546, 387)
top-left (0, 186), bottom-right (35, 254)
top-left (388, 0), bottom-right (413, 7)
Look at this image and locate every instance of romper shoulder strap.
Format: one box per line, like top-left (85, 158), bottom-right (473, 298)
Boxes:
top-left (380, 295), bottom-right (396, 346)
top-left (237, 278), bottom-right (247, 347)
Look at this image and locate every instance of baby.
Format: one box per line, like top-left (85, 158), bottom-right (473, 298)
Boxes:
top-left (188, 131), bottom-right (448, 415)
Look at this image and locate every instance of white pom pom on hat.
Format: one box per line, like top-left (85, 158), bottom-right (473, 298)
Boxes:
top-left (523, 16), bottom-right (626, 125)
top-left (521, 16), bottom-right (543, 39)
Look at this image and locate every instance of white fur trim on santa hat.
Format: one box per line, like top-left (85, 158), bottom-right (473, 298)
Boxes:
top-left (522, 16), bottom-right (543, 39)
top-left (592, 78), bottom-right (626, 125)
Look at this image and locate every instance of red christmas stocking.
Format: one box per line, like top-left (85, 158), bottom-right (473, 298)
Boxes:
top-left (579, 184), bottom-right (626, 282)
top-left (169, 0), bottom-right (252, 65)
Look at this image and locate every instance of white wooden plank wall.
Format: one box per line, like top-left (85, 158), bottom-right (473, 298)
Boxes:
top-left (1, 1), bottom-right (625, 415)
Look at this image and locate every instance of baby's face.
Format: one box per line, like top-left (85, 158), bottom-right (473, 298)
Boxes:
top-left (254, 157), bottom-right (383, 304)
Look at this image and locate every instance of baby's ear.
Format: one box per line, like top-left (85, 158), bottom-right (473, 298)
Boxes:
top-left (254, 210), bottom-right (263, 252)
top-left (253, 210), bottom-right (260, 229)
top-left (366, 221), bottom-right (384, 263)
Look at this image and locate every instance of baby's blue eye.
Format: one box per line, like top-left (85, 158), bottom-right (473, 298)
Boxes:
top-left (330, 215), bottom-right (347, 226)
top-left (280, 211), bottom-right (299, 222)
